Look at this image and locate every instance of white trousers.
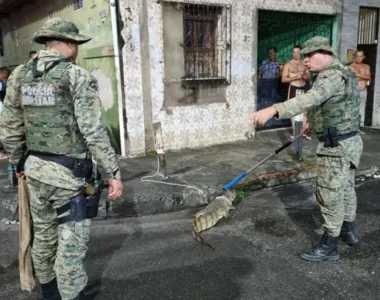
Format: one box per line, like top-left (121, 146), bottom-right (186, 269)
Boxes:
top-left (360, 89), bottom-right (367, 126)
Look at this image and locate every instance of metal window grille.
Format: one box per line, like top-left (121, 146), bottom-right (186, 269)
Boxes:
top-left (358, 7), bottom-right (379, 45)
top-left (182, 2), bottom-right (231, 83)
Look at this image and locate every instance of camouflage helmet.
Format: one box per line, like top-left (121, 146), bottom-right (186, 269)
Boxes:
top-left (300, 36), bottom-right (337, 57)
top-left (32, 17), bottom-right (91, 45)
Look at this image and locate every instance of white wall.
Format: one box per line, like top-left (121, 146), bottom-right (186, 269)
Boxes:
top-left (119, 0), bottom-right (342, 155)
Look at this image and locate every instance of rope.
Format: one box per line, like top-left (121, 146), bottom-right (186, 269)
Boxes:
top-left (140, 155), bottom-right (207, 202)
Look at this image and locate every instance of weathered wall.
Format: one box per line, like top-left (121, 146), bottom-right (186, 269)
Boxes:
top-left (119, 0), bottom-right (342, 155)
top-left (0, 0), bottom-right (121, 153)
top-left (340, 0), bottom-right (380, 127)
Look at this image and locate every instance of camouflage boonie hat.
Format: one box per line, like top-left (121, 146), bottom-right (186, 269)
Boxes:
top-left (300, 36), bottom-right (337, 57)
top-left (33, 17), bottom-right (91, 45)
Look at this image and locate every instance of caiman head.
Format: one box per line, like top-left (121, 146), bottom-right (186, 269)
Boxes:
top-left (224, 190), bottom-right (237, 205)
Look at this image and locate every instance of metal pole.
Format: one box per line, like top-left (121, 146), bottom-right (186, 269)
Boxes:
top-left (110, 0), bottom-right (126, 157)
top-left (293, 114), bottom-right (303, 160)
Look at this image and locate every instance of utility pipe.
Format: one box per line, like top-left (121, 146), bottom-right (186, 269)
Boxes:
top-left (110, 0), bottom-right (126, 157)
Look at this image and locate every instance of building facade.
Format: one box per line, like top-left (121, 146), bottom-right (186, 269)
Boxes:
top-left (340, 1), bottom-right (380, 127)
top-left (0, 0), bottom-right (124, 154)
top-left (7, 0), bottom-right (380, 157)
top-left (119, 0), bottom-right (342, 155)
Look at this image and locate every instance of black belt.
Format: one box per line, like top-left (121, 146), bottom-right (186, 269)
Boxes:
top-left (29, 150), bottom-right (93, 179)
top-left (318, 131), bottom-right (358, 142)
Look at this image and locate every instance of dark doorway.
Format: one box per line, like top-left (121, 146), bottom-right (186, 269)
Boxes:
top-left (256, 10), bottom-right (334, 129)
top-left (357, 45), bottom-right (377, 126)
top-left (357, 7), bottom-right (379, 126)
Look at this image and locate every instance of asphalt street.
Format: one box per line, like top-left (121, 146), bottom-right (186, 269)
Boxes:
top-left (1, 179), bottom-right (379, 300)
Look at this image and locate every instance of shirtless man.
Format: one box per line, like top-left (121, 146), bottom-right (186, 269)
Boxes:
top-left (349, 50), bottom-right (371, 127)
top-left (281, 45), bottom-right (311, 140)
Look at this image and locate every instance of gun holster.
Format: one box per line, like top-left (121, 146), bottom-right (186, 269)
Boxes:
top-left (16, 148), bottom-right (30, 173)
top-left (57, 189), bottom-right (87, 224)
top-left (29, 151), bottom-right (105, 223)
top-left (70, 191), bottom-right (88, 222)
top-left (85, 181), bottom-right (103, 219)
top-left (323, 127), bottom-right (339, 148)
top-left (57, 178), bottom-right (105, 224)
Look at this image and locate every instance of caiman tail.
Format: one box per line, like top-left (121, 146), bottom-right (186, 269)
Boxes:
top-left (192, 222), bottom-right (216, 250)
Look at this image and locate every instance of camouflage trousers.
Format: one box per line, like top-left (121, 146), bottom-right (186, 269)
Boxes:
top-left (316, 155), bottom-right (358, 237)
top-left (27, 177), bottom-right (91, 300)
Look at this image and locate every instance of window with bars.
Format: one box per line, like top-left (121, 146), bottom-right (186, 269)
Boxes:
top-left (182, 3), bottom-right (231, 83)
top-left (358, 7), bottom-right (379, 45)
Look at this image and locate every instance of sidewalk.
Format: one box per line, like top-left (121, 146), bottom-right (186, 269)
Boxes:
top-left (109, 126), bottom-right (379, 217)
top-left (1, 127), bottom-right (379, 220)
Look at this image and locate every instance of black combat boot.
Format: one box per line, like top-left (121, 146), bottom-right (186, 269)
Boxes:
top-left (40, 278), bottom-right (61, 300)
top-left (340, 221), bottom-right (359, 246)
top-left (300, 232), bottom-right (340, 262)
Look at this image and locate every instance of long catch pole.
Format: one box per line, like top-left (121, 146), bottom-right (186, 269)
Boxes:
top-left (223, 134), bottom-right (304, 191)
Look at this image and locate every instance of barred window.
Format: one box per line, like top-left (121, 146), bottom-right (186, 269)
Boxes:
top-left (358, 7), bottom-right (379, 45)
top-left (182, 3), bottom-right (231, 83)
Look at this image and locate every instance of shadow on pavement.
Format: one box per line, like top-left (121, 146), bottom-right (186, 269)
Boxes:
top-left (93, 257), bottom-right (253, 300)
top-left (83, 231), bottom-right (130, 299)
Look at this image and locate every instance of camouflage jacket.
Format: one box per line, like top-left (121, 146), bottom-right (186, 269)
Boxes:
top-left (273, 58), bottom-right (362, 165)
top-left (0, 50), bottom-right (121, 190)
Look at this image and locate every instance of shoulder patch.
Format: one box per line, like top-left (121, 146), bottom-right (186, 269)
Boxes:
top-left (314, 77), bottom-right (325, 87)
top-left (89, 80), bottom-right (98, 90)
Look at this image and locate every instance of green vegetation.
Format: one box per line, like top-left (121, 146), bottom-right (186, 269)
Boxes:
top-left (146, 150), bottom-right (157, 157)
top-left (300, 156), bottom-right (314, 165)
top-left (236, 189), bottom-right (248, 200)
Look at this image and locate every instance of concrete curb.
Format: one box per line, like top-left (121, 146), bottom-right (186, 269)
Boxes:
top-left (2, 129), bottom-right (379, 219)
top-left (235, 164), bottom-right (317, 191)
top-left (100, 164), bottom-right (379, 218)
top-left (0, 165), bottom-right (380, 221)
top-left (1, 164), bottom-right (379, 221)
top-left (234, 164), bottom-right (379, 192)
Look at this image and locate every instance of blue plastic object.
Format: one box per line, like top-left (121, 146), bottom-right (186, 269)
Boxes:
top-left (223, 134), bottom-right (303, 191)
top-left (223, 172), bottom-right (247, 190)
top-left (8, 165), bottom-right (18, 187)
top-left (0, 81), bottom-right (6, 90)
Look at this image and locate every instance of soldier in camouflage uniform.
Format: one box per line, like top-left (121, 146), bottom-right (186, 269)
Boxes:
top-left (0, 18), bottom-right (124, 299)
top-left (252, 36), bottom-right (362, 262)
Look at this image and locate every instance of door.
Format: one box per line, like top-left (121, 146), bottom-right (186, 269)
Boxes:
top-left (357, 7), bottom-right (379, 126)
top-left (257, 10), bottom-right (334, 129)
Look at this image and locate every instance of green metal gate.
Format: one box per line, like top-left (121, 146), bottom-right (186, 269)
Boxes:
top-left (258, 11), bottom-right (334, 65)
top-left (256, 10), bottom-right (335, 129)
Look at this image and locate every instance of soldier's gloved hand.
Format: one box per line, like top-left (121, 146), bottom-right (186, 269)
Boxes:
top-left (108, 179), bottom-right (124, 200)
